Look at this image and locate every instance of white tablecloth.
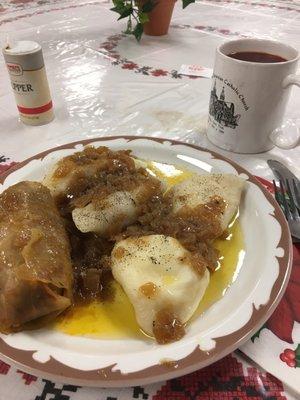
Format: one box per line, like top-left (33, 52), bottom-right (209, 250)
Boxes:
top-left (0, 1), bottom-right (300, 399)
top-left (0, 0), bottom-right (299, 179)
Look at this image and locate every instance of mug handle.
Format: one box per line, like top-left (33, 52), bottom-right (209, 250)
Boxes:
top-left (269, 73), bottom-right (300, 149)
top-left (282, 74), bottom-right (300, 88)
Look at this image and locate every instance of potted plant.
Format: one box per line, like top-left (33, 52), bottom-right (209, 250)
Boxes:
top-left (111, 0), bottom-right (195, 40)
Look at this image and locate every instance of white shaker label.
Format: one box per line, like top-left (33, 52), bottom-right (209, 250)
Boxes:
top-left (8, 66), bottom-right (53, 124)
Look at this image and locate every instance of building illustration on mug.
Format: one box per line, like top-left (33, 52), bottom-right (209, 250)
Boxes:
top-left (209, 83), bottom-right (240, 128)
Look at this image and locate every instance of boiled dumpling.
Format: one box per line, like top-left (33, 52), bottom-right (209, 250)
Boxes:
top-left (111, 234), bottom-right (210, 343)
top-left (43, 146), bottom-right (155, 199)
top-left (43, 146), bottom-right (122, 198)
top-left (169, 173), bottom-right (245, 232)
top-left (72, 180), bottom-right (160, 236)
top-left (43, 146), bottom-right (163, 235)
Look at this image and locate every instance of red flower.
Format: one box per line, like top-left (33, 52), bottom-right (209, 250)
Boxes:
top-left (265, 222), bottom-right (300, 343)
top-left (0, 360), bottom-right (10, 375)
top-left (256, 177), bottom-right (300, 344)
top-left (151, 69), bottom-right (168, 77)
top-left (219, 28), bottom-right (230, 35)
top-left (267, 297), bottom-right (294, 343)
top-left (108, 34), bottom-right (123, 41)
top-left (280, 348), bottom-right (297, 368)
top-left (11, 0), bottom-right (34, 4)
top-left (17, 370), bottom-right (38, 384)
top-left (0, 161), bottom-right (17, 175)
top-left (122, 62), bottom-right (138, 70)
top-left (101, 42), bottom-right (116, 51)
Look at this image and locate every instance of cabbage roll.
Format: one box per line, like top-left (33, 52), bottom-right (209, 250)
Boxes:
top-left (0, 181), bottom-right (73, 333)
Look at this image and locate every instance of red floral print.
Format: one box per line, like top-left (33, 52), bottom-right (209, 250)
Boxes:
top-left (121, 62), bottom-right (138, 70)
top-left (153, 354), bottom-right (286, 399)
top-left (101, 42), bottom-right (117, 51)
top-left (98, 25), bottom-right (245, 80)
top-left (265, 231), bottom-right (300, 343)
top-left (267, 296), bottom-right (295, 343)
top-left (0, 161), bottom-right (17, 175)
top-left (256, 177), bottom-right (300, 344)
top-left (17, 370), bottom-right (38, 385)
top-left (151, 69), bottom-right (168, 77)
top-left (0, 360), bottom-right (10, 375)
top-left (280, 348), bottom-right (297, 368)
top-left (11, 0), bottom-right (34, 4)
top-left (219, 28), bottom-right (230, 34)
top-left (286, 275), bottom-right (300, 321)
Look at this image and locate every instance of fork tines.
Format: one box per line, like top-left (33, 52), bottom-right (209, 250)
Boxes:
top-left (273, 178), bottom-right (300, 241)
top-left (292, 179), bottom-right (300, 210)
top-left (273, 179), bottom-right (300, 219)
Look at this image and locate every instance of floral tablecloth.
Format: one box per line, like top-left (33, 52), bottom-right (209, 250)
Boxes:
top-left (0, 0), bottom-right (300, 399)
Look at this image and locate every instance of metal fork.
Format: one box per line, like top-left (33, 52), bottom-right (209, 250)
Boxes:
top-left (268, 160), bottom-right (300, 210)
top-left (273, 179), bottom-right (300, 241)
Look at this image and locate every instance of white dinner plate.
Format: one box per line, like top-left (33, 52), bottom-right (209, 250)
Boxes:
top-left (0, 136), bottom-right (292, 387)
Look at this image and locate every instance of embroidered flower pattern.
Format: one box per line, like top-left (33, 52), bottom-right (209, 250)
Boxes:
top-left (251, 177), bottom-right (300, 363)
top-left (0, 157), bottom-right (17, 175)
top-left (279, 346), bottom-right (300, 368)
top-left (97, 25), bottom-right (246, 79)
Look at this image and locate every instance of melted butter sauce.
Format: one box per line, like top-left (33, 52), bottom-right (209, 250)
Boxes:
top-left (55, 161), bottom-right (244, 339)
top-left (146, 161), bottom-right (193, 187)
top-left (193, 214), bottom-right (244, 318)
top-left (56, 281), bottom-right (143, 338)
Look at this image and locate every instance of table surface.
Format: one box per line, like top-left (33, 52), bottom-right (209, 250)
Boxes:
top-left (0, 0), bottom-right (300, 399)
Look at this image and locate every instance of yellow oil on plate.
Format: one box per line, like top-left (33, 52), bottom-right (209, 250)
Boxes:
top-left (55, 161), bottom-right (244, 339)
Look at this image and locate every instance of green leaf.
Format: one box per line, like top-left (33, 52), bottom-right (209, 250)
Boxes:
top-left (295, 344), bottom-right (300, 362)
top-left (112, 0), bottom-right (124, 6)
top-left (182, 0), bottom-right (195, 8)
top-left (251, 324), bottom-right (266, 343)
top-left (110, 4), bottom-right (126, 15)
top-left (117, 7), bottom-right (133, 20)
top-left (142, 0), bottom-right (157, 12)
top-left (138, 11), bottom-right (149, 24)
top-left (110, 6), bottom-right (120, 13)
top-left (133, 22), bottom-right (144, 41)
top-left (295, 344), bottom-right (300, 367)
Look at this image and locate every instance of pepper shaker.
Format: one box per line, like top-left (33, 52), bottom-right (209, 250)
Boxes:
top-left (3, 40), bottom-right (54, 126)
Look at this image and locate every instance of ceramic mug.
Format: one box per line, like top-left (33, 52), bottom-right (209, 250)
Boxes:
top-left (207, 39), bottom-right (300, 154)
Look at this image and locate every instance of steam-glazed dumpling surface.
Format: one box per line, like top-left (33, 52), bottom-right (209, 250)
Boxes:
top-left (170, 174), bottom-right (245, 231)
top-left (111, 235), bottom-right (210, 343)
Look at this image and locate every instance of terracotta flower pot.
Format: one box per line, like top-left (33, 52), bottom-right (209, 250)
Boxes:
top-left (144, 0), bottom-right (176, 36)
